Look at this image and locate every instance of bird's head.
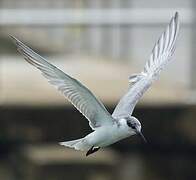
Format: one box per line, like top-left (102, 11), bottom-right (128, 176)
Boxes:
top-left (126, 116), bottom-right (147, 143)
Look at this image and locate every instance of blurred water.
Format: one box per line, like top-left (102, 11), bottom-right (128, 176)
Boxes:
top-left (0, 105), bottom-right (196, 179)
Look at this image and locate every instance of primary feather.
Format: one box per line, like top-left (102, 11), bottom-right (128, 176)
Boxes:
top-left (112, 12), bottom-right (179, 119)
top-left (10, 36), bottom-right (114, 129)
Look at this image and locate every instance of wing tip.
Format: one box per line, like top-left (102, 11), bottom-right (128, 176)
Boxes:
top-left (9, 34), bottom-right (19, 46)
top-left (175, 11), bottom-right (178, 17)
top-left (9, 35), bottom-right (26, 53)
top-left (173, 11), bottom-right (180, 44)
top-left (174, 11), bottom-right (180, 31)
top-left (9, 34), bottom-right (15, 40)
top-left (174, 11), bottom-right (179, 20)
top-left (174, 12), bottom-right (179, 27)
top-left (143, 11), bottom-right (180, 74)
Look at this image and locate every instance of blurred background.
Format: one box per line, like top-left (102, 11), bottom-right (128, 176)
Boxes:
top-left (0, 0), bottom-right (196, 179)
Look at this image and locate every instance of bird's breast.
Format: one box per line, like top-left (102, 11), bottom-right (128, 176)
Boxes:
top-left (88, 124), bottom-right (131, 147)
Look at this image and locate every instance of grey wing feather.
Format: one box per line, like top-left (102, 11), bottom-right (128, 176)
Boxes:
top-left (11, 36), bottom-right (114, 129)
top-left (112, 12), bottom-right (179, 119)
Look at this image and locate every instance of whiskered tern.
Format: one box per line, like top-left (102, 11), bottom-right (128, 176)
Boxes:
top-left (11, 12), bottom-right (179, 156)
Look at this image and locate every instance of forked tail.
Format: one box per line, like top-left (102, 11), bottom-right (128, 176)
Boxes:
top-left (59, 138), bottom-right (91, 151)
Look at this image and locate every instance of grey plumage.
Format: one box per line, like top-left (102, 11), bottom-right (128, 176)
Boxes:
top-left (10, 36), bottom-right (114, 130)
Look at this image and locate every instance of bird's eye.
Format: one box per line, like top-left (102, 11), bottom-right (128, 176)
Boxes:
top-left (131, 124), bottom-right (136, 129)
top-left (127, 121), bottom-right (136, 129)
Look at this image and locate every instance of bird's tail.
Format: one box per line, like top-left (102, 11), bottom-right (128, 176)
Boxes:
top-left (59, 138), bottom-right (91, 151)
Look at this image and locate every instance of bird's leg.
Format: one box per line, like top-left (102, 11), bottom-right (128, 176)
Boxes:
top-left (86, 146), bottom-right (100, 156)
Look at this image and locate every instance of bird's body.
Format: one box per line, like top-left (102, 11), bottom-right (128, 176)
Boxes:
top-left (80, 118), bottom-right (135, 149)
top-left (11, 12), bottom-right (179, 156)
top-left (61, 116), bottom-right (139, 155)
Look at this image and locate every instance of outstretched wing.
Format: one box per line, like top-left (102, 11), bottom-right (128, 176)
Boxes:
top-left (112, 12), bottom-right (179, 119)
top-left (11, 36), bottom-right (114, 129)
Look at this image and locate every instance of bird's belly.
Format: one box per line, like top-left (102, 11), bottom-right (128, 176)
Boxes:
top-left (87, 126), bottom-right (131, 147)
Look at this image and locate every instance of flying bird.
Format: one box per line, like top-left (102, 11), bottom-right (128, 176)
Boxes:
top-left (11, 12), bottom-right (179, 156)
